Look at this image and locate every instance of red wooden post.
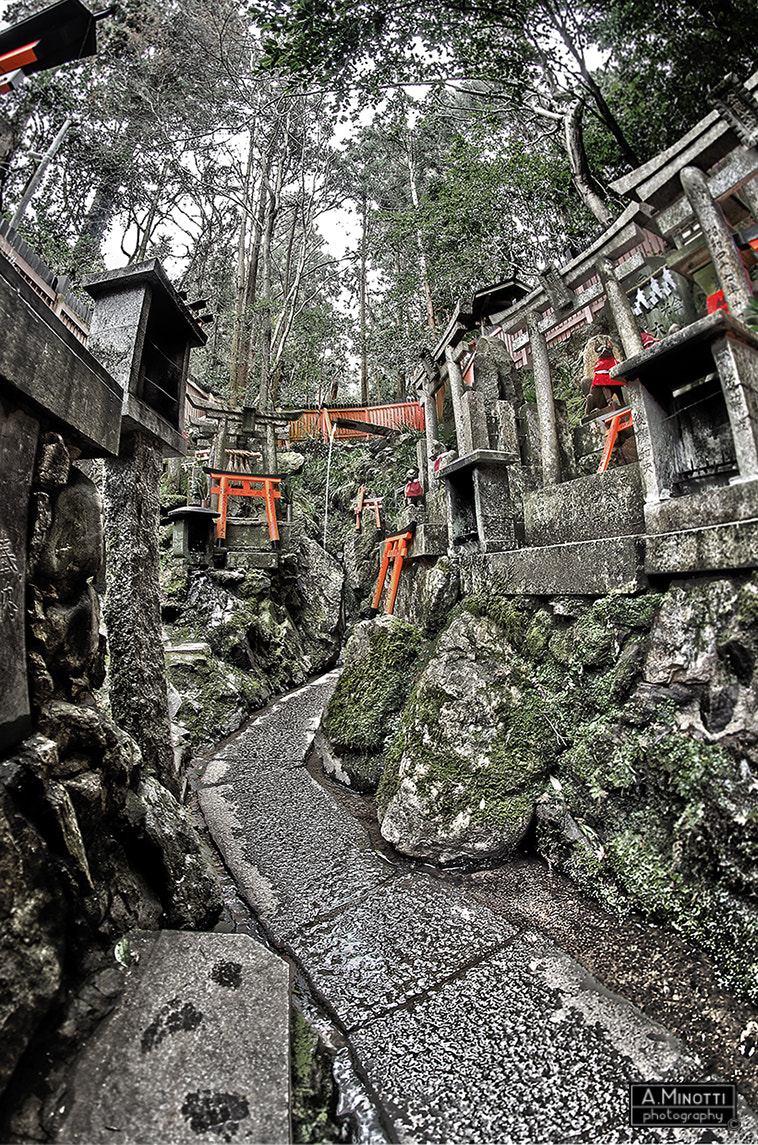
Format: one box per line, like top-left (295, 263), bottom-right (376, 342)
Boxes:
top-left (369, 540), bottom-right (392, 614)
top-left (264, 478), bottom-right (280, 548)
top-left (597, 409), bottom-right (633, 472)
top-left (384, 531), bottom-right (413, 615)
top-left (384, 540), bottom-right (404, 616)
top-left (218, 475), bottom-right (230, 539)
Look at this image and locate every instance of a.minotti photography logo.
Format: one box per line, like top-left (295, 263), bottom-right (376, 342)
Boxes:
top-left (629, 1083), bottom-right (739, 1129)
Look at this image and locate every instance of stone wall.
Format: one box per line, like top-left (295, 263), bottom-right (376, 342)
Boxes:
top-left (0, 427), bottom-right (221, 1113)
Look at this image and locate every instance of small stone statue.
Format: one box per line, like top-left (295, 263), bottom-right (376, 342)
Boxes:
top-left (581, 334), bottom-right (625, 417)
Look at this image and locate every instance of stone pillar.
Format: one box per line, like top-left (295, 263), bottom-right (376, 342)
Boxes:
top-left (680, 165), bottom-right (754, 315)
top-left (0, 397), bottom-right (38, 750)
top-left (444, 345), bottom-right (466, 451)
top-left (527, 312), bottom-right (560, 486)
top-left (103, 432), bottom-right (179, 797)
top-left (740, 176), bottom-right (758, 220)
top-left (423, 378), bottom-right (439, 460)
top-left (595, 256), bottom-right (644, 358)
top-left (264, 421), bottom-right (278, 475)
top-left (495, 400), bottom-right (520, 461)
top-left (416, 438), bottom-right (428, 489)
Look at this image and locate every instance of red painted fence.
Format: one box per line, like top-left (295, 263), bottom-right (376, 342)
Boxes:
top-left (288, 401), bottom-right (425, 442)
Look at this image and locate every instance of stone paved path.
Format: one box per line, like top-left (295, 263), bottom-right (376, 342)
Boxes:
top-left (199, 672), bottom-right (758, 1145)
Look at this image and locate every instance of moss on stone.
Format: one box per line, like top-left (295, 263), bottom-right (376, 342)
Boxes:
top-left (375, 575), bottom-right (758, 1002)
top-left (462, 594), bottom-right (536, 649)
top-left (324, 619), bottom-right (426, 753)
top-left (589, 593), bottom-right (664, 632)
top-left (523, 610), bottom-right (554, 661)
top-left (166, 657), bottom-right (268, 747)
top-left (378, 676), bottom-right (549, 836)
top-left (159, 560), bottom-right (190, 601)
top-left (290, 1008), bottom-right (341, 1143)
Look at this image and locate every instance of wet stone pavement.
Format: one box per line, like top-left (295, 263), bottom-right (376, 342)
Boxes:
top-left (197, 672), bottom-right (758, 1145)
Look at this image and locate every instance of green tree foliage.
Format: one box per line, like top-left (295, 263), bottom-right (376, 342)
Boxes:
top-left (584, 0), bottom-right (758, 169)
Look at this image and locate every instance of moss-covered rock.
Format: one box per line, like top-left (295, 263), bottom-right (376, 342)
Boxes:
top-left (320, 616), bottom-right (427, 792)
top-left (378, 611), bottom-right (555, 863)
top-left (370, 575), bottom-right (758, 1004)
top-left (531, 576), bottom-right (758, 1005)
top-left (290, 1009), bottom-right (342, 1143)
top-left (162, 539), bottom-right (344, 750)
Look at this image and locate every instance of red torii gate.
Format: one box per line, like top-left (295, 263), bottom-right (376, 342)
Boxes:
top-left (204, 469), bottom-right (282, 549)
top-left (368, 528), bottom-right (415, 617)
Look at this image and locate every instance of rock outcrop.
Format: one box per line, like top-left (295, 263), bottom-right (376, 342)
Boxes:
top-left (535, 576), bottom-right (758, 1004)
top-left (1, 433), bottom-right (222, 1106)
top-left (162, 537), bottom-right (344, 749)
top-left (318, 616), bottom-right (427, 791)
top-left (330, 575), bottom-right (758, 1006)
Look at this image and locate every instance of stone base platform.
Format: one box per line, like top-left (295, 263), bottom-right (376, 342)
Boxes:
top-left (523, 465), bottom-right (644, 547)
top-left (645, 516), bottom-right (758, 575)
top-left (225, 550), bottom-right (281, 571)
top-left (408, 523), bottom-right (448, 558)
top-left (462, 535), bottom-right (647, 596)
top-left (53, 931), bottom-right (291, 1144)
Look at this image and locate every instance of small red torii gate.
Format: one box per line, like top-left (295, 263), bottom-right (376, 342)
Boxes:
top-left (368, 527), bottom-right (415, 617)
top-left (204, 468), bottom-right (282, 549)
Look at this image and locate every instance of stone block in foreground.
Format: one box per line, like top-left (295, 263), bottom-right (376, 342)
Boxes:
top-left (55, 931), bottom-right (291, 1144)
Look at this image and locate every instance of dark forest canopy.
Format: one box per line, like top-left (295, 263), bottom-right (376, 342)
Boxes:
top-left (0, 0), bottom-right (755, 406)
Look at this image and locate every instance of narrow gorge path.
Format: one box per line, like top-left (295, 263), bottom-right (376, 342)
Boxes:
top-left (198, 672), bottom-right (758, 1144)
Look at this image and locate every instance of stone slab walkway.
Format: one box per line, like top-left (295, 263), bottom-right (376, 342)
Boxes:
top-left (199, 672), bottom-right (758, 1144)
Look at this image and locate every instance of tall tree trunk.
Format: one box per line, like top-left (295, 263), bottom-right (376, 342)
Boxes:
top-left (229, 134), bottom-right (255, 403)
top-left (406, 142), bottom-right (435, 329)
top-left (238, 170), bottom-right (269, 405)
top-left (564, 100), bottom-right (612, 225)
top-left (542, 0), bottom-right (640, 169)
top-left (258, 137), bottom-right (288, 412)
top-left (76, 172), bottom-right (121, 255)
top-left (359, 193), bottom-right (369, 405)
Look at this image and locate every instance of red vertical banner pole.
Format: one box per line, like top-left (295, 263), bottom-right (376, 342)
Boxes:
top-left (264, 478), bottom-right (280, 548)
top-left (369, 540), bottom-right (392, 614)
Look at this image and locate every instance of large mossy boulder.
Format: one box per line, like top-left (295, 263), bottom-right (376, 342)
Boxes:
top-left (536, 575), bottom-right (758, 1004)
top-left (319, 616), bottom-right (427, 791)
top-left (396, 574), bottom-right (758, 1003)
top-left (377, 609), bottom-right (554, 863)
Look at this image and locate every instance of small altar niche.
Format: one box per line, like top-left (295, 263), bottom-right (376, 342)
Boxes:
top-left (665, 371), bottom-right (737, 496)
top-left (139, 289), bottom-right (187, 424)
top-left (445, 466), bottom-right (479, 548)
top-left (168, 505), bottom-right (219, 567)
top-left (612, 311), bottom-right (757, 503)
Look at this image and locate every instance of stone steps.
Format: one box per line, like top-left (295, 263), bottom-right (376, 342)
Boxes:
top-left (53, 931), bottom-right (291, 1144)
